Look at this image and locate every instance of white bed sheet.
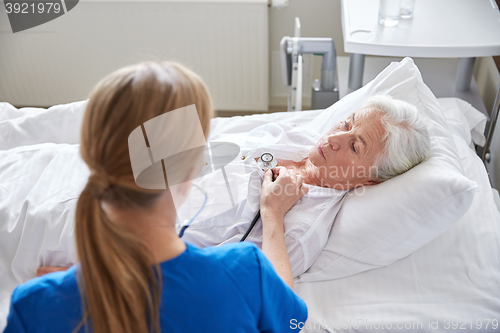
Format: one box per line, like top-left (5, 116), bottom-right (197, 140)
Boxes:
top-left (0, 99), bottom-right (499, 332)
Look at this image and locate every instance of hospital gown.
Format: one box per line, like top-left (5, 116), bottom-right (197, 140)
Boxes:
top-left (174, 122), bottom-right (348, 278)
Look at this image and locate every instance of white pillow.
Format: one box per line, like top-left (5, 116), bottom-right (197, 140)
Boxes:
top-left (438, 97), bottom-right (487, 147)
top-left (0, 101), bottom-right (87, 150)
top-left (296, 57), bottom-right (478, 283)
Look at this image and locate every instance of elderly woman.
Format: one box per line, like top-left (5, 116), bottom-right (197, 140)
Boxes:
top-left (178, 94), bottom-right (431, 277)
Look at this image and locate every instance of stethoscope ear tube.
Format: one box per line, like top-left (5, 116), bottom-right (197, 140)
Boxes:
top-left (178, 225), bottom-right (189, 238)
top-left (177, 184), bottom-right (208, 238)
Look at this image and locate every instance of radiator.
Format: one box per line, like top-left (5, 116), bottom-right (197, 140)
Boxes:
top-left (0, 0), bottom-right (269, 110)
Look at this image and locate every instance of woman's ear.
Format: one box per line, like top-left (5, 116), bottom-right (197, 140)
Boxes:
top-left (361, 179), bottom-right (383, 186)
top-left (177, 179), bottom-right (193, 198)
top-left (176, 166), bottom-right (198, 198)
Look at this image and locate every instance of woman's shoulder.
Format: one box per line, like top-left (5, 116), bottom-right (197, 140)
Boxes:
top-left (7, 266), bottom-right (85, 332)
top-left (162, 242), bottom-right (265, 304)
top-left (184, 242), bottom-right (261, 268)
top-left (11, 265), bottom-right (80, 308)
top-left (178, 242), bottom-right (268, 286)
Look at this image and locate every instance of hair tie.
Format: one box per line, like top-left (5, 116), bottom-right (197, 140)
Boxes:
top-left (87, 172), bottom-right (112, 198)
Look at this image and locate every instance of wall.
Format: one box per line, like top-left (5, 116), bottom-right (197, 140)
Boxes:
top-left (474, 57), bottom-right (500, 114)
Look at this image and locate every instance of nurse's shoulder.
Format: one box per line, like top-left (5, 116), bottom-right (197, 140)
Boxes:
top-left (6, 265), bottom-right (83, 332)
top-left (195, 241), bottom-right (259, 262)
top-left (191, 242), bottom-right (308, 332)
top-left (185, 241), bottom-right (263, 286)
top-left (12, 265), bottom-right (80, 309)
top-left (11, 265), bottom-right (80, 306)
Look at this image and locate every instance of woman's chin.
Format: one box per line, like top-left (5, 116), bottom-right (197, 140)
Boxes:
top-left (308, 152), bottom-right (323, 168)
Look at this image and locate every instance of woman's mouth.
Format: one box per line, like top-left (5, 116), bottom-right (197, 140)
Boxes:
top-left (318, 144), bottom-right (326, 159)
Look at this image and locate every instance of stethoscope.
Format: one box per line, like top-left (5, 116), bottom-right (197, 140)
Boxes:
top-left (178, 153), bottom-right (276, 242)
top-left (257, 152), bottom-right (278, 171)
top-left (241, 152), bottom-right (276, 241)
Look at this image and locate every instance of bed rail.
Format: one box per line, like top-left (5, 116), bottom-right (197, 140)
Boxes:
top-left (477, 84), bottom-right (500, 163)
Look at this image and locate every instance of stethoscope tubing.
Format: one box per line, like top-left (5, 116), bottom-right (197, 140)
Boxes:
top-left (179, 154), bottom-right (275, 243)
top-left (178, 184), bottom-right (208, 238)
top-left (240, 168), bottom-right (275, 242)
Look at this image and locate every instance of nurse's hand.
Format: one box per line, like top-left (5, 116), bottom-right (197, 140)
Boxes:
top-left (260, 166), bottom-right (309, 220)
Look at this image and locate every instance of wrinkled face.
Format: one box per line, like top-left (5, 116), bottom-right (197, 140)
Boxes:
top-left (308, 107), bottom-right (386, 189)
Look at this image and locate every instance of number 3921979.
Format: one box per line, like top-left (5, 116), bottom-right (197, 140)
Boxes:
top-left (5, 2), bottom-right (62, 14)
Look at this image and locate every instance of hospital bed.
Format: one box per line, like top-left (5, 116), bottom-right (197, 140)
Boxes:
top-left (0, 58), bottom-right (499, 332)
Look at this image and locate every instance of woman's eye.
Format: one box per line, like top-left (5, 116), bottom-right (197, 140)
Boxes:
top-left (352, 143), bottom-right (357, 153)
top-left (344, 121), bottom-right (349, 129)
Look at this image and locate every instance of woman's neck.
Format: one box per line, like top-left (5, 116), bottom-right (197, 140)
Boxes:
top-left (102, 193), bottom-right (186, 264)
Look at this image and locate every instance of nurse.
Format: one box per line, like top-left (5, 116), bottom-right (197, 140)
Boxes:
top-left (3, 62), bottom-right (308, 332)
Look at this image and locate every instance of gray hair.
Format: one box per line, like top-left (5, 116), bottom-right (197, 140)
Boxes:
top-left (362, 95), bottom-right (432, 181)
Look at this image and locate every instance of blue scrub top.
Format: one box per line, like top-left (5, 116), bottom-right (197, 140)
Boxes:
top-left (4, 242), bottom-right (307, 332)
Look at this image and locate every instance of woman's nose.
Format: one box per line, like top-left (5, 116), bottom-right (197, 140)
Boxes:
top-left (327, 132), bottom-right (349, 151)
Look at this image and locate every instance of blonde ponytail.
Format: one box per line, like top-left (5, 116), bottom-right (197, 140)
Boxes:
top-left (74, 61), bottom-right (213, 332)
top-left (74, 179), bottom-right (161, 333)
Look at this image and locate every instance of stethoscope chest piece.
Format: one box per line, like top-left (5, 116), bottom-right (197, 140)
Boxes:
top-left (258, 152), bottom-right (278, 171)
